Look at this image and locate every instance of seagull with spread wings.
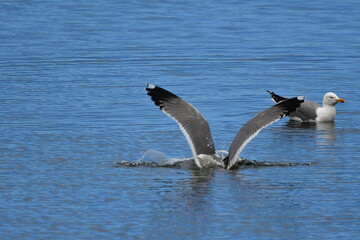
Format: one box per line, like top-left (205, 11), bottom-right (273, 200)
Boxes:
top-left (146, 84), bottom-right (304, 170)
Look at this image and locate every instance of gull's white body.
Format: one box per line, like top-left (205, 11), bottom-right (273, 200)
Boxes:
top-left (315, 105), bottom-right (336, 122)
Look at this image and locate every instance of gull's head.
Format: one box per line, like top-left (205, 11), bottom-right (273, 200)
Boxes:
top-left (323, 92), bottom-right (345, 106)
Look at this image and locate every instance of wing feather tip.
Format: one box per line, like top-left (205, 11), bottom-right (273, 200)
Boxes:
top-left (145, 83), bottom-right (154, 94)
top-left (145, 84), bottom-right (165, 110)
top-left (146, 83), bottom-right (156, 89)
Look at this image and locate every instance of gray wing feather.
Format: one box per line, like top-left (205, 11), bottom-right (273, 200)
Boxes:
top-left (146, 84), bottom-right (216, 158)
top-left (224, 97), bottom-right (304, 170)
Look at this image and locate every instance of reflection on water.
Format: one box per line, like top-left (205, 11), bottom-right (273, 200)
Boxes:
top-left (316, 122), bottom-right (336, 145)
top-left (286, 120), bottom-right (336, 146)
top-left (186, 169), bottom-right (215, 207)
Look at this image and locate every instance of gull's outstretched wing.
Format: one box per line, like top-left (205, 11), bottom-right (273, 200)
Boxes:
top-left (146, 84), bottom-right (216, 165)
top-left (224, 97), bottom-right (304, 170)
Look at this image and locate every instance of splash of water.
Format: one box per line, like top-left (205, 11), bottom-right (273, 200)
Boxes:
top-left (116, 149), bottom-right (312, 169)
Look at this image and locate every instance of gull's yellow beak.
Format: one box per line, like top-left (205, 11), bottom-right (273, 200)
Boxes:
top-left (336, 98), bottom-right (345, 103)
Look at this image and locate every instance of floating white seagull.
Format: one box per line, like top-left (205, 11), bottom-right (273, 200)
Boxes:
top-left (146, 84), bottom-right (304, 170)
top-left (267, 91), bottom-right (345, 122)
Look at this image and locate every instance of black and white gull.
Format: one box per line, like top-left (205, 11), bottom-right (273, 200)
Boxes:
top-left (267, 91), bottom-right (345, 122)
top-left (146, 84), bottom-right (304, 170)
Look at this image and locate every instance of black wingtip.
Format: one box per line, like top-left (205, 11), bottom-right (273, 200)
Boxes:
top-left (145, 84), bottom-right (180, 110)
top-left (267, 90), bottom-right (288, 103)
top-left (281, 97), bottom-right (305, 116)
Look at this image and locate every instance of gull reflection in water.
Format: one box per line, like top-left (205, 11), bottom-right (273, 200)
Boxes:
top-left (315, 122), bottom-right (336, 146)
top-left (286, 121), bottom-right (336, 146)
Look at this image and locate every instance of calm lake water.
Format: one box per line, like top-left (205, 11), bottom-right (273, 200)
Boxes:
top-left (1, 0), bottom-right (360, 239)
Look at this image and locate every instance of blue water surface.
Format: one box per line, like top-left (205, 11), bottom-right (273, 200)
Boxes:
top-left (1, 0), bottom-right (360, 239)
